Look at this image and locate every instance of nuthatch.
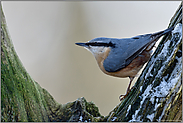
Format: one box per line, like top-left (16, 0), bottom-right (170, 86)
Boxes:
top-left (75, 27), bottom-right (173, 100)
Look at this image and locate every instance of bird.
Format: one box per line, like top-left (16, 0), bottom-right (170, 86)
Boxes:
top-left (75, 27), bottom-right (173, 100)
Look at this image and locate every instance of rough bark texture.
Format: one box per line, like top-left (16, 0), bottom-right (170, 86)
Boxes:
top-left (1, 3), bottom-right (182, 122)
top-left (105, 3), bottom-right (182, 122)
top-left (1, 6), bottom-right (103, 122)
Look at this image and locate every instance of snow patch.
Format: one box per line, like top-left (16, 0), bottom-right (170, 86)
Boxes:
top-left (125, 105), bottom-right (131, 117)
top-left (157, 40), bottom-right (170, 57)
top-left (147, 113), bottom-right (154, 121)
top-left (145, 60), bottom-right (155, 79)
top-left (139, 86), bottom-right (143, 91)
top-left (129, 23), bottom-right (182, 122)
top-left (111, 117), bottom-right (117, 121)
top-left (79, 116), bottom-right (83, 122)
top-left (172, 23), bottom-right (182, 34)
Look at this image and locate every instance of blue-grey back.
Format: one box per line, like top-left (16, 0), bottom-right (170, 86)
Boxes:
top-left (103, 34), bottom-right (152, 72)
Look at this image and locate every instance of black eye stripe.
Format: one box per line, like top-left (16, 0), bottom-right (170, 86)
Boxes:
top-left (132, 37), bottom-right (139, 39)
top-left (86, 41), bottom-right (115, 48)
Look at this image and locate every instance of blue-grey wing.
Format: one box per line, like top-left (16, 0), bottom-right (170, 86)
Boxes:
top-left (103, 35), bottom-right (152, 72)
top-left (103, 27), bottom-right (173, 72)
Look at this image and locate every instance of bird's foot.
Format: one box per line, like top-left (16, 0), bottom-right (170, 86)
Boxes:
top-left (119, 92), bottom-right (130, 101)
top-left (119, 86), bottom-right (137, 101)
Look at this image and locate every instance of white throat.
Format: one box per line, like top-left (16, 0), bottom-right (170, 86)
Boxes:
top-left (85, 46), bottom-right (110, 58)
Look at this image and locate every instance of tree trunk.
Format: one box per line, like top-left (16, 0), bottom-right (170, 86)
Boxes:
top-left (1, 3), bottom-right (182, 122)
top-left (105, 3), bottom-right (182, 122)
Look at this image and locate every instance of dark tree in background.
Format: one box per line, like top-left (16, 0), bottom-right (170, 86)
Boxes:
top-left (1, 3), bottom-right (182, 122)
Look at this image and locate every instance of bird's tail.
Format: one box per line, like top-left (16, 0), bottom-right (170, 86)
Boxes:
top-left (151, 27), bottom-right (174, 37)
top-left (145, 27), bottom-right (174, 51)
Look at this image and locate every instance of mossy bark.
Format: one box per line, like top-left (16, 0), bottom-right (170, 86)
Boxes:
top-left (1, 3), bottom-right (182, 122)
top-left (1, 6), bottom-right (102, 122)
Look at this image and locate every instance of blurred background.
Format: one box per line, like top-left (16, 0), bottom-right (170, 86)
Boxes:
top-left (2, 1), bottom-right (181, 116)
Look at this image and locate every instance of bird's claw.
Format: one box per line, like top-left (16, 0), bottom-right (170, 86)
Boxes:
top-left (119, 86), bottom-right (137, 101)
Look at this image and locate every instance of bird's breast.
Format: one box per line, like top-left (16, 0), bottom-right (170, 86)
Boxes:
top-left (96, 49), bottom-right (151, 78)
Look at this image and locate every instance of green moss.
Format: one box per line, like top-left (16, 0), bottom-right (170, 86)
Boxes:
top-left (1, 6), bottom-right (50, 121)
top-left (1, 4), bottom-right (105, 121)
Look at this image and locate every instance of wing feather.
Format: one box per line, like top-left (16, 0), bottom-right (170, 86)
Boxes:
top-left (103, 27), bottom-right (173, 72)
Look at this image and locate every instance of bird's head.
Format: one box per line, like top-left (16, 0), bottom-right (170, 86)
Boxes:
top-left (75, 37), bottom-right (115, 58)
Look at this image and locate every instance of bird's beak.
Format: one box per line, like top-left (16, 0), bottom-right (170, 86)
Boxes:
top-left (75, 43), bottom-right (87, 47)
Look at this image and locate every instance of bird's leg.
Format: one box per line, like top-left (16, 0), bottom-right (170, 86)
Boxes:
top-left (119, 77), bottom-right (134, 101)
top-left (126, 77), bottom-right (134, 93)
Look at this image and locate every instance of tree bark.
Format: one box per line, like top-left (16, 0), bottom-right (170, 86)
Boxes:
top-left (1, 3), bottom-right (182, 122)
top-left (105, 3), bottom-right (182, 122)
